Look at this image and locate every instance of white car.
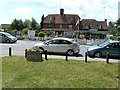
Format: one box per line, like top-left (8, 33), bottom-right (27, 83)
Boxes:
top-left (35, 37), bottom-right (80, 55)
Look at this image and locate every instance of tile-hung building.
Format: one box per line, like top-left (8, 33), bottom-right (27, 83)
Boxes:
top-left (42, 8), bottom-right (108, 39)
top-left (79, 19), bottom-right (108, 39)
top-left (42, 8), bottom-right (80, 38)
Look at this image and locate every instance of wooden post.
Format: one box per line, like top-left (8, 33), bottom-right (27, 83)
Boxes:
top-left (9, 47), bottom-right (12, 56)
top-left (66, 53), bottom-right (68, 61)
top-left (85, 52), bottom-right (87, 63)
top-left (25, 49), bottom-right (27, 58)
top-left (106, 52), bottom-right (109, 63)
top-left (45, 50), bottom-right (48, 60)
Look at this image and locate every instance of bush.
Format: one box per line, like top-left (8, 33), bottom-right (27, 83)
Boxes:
top-left (38, 32), bottom-right (46, 40)
top-left (21, 28), bottom-right (28, 36)
top-left (110, 36), bottom-right (120, 40)
top-left (38, 32), bottom-right (46, 37)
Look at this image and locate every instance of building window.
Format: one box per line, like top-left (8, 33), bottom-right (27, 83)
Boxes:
top-left (49, 24), bottom-right (52, 28)
top-left (85, 25), bottom-right (89, 29)
top-left (99, 25), bottom-right (102, 29)
top-left (69, 25), bottom-right (73, 30)
top-left (60, 24), bottom-right (62, 30)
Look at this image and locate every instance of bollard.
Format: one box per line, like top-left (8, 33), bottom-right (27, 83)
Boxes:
top-left (65, 53), bottom-right (68, 61)
top-left (85, 52), bottom-right (87, 63)
top-left (44, 50), bottom-right (48, 60)
top-left (9, 47), bottom-right (12, 56)
top-left (25, 49), bottom-right (27, 58)
top-left (106, 52), bottom-right (109, 63)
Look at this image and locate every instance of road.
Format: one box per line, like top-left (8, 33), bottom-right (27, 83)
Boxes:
top-left (0, 40), bottom-right (119, 63)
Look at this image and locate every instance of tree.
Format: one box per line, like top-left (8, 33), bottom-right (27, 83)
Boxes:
top-left (116, 18), bottom-right (120, 26)
top-left (23, 19), bottom-right (31, 28)
top-left (40, 14), bottom-right (44, 29)
top-left (31, 17), bottom-right (37, 30)
top-left (11, 19), bottom-right (23, 31)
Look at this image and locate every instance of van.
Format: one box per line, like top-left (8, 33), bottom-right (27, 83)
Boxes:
top-left (0, 32), bottom-right (17, 43)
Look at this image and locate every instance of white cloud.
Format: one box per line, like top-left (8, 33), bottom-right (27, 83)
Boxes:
top-left (12, 7), bottom-right (34, 15)
top-left (0, 0), bottom-right (119, 24)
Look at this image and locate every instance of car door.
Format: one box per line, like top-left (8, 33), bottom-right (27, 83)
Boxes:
top-left (106, 43), bottom-right (119, 57)
top-left (56, 40), bottom-right (72, 53)
top-left (45, 39), bottom-right (59, 52)
top-left (0, 33), bottom-right (2, 42)
top-left (1, 34), bottom-right (7, 42)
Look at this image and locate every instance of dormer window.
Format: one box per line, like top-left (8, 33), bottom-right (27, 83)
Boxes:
top-left (50, 16), bottom-right (55, 23)
top-left (85, 25), bottom-right (89, 29)
top-left (99, 25), bottom-right (102, 29)
top-left (69, 17), bottom-right (75, 24)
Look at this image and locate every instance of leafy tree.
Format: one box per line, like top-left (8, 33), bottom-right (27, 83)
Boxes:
top-left (116, 18), bottom-right (120, 26)
top-left (11, 19), bottom-right (23, 31)
top-left (31, 17), bottom-right (37, 30)
top-left (23, 19), bottom-right (31, 28)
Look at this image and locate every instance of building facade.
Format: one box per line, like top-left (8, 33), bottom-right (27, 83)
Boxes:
top-left (79, 19), bottom-right (108, 39)
top-left (42, 8), bottom-right (80, 37)
top-left (42, 9), bottom-right (108, 39)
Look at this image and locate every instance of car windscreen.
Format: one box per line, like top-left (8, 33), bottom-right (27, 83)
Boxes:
top-left (4, 33), bottom-right (14, 37)
top-left (98, 40), bottom-right (110, 47)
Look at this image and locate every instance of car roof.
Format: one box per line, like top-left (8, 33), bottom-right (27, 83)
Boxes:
top-left (52, 37), bottom-right (73, 42)
top-left (107, 39), bottom-right (120, 43)
top-left (0, 31), bottom-right (9, 34)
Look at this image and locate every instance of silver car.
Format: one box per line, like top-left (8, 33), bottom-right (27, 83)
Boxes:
top-left (0, 32), bottom-right (17, 43)
top-left (35, 37), bottom-right (80, 55)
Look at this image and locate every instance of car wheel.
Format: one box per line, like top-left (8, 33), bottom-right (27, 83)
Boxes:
top-left (94, 52), bottom-right (102, 58)
top-left (6, 39), bottom-right (10, 43)
top-left (39, 47), bottom-right (44, 52)
top-left (67, 49), bottom-right (74, 55)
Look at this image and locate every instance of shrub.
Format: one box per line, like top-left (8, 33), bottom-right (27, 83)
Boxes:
top-left (38, 32), bottom-right (46, 40)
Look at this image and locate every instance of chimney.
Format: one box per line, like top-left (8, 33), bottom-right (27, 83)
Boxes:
top-left (60, 8), bottom-right (64, 16)
top-left (105, 19), bottom-right (107, 22)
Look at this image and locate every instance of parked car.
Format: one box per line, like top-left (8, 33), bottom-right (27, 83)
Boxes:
top-left (35, 37), bottom-right (80, 55)
top-left (0, 32), bottom-right (17, 43)
top-left (87, 39), bottom-right (120, 59)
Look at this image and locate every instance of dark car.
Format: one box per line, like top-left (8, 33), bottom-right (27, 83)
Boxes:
top-left (87, 39), bottom-right (120, 59)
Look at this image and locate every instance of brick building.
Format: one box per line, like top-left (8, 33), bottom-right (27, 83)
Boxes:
top-left (42, 8), bottom-right (108, 39)
top-left (79, 19), bottom-right (108, 39)
top-left (42, 8), bottom-right (80, 37)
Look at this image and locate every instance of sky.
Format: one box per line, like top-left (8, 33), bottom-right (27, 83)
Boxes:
top-left (0, 0), bottom-right (119, 25)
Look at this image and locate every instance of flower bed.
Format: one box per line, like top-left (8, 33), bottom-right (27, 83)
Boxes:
top-left (26, 48), bottom-right (43, 62)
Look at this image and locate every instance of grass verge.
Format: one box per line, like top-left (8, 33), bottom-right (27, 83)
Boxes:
top-left (1, 56), bottom-right (119, 88)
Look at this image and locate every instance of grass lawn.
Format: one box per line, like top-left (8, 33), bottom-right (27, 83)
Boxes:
top-left (1, 56), bottom-right (119, 88)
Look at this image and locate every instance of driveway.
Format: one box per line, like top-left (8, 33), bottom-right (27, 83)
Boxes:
top-left (0, 40), bottom-right (119, 63)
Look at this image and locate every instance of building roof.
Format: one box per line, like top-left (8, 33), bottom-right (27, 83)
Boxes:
top-left (81, 19), bottom-right (108, 30)
top-left (44, 14), bottom-right (80, 24)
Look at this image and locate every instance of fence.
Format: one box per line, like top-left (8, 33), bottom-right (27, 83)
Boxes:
top-left (8, 47), bottom-right (111, 63)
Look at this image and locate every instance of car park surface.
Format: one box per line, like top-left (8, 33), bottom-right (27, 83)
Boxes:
top-left (0, 40), bottom-right (119, 63)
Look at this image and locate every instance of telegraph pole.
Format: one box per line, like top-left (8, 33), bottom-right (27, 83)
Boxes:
top-left (103, 6), bottom-right (106, 19)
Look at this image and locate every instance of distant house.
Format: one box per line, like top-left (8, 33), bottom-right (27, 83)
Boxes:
top-left (80, 19), bottom-right (108, 39)
top-left (41, 8), bottom-right (80, 38)
top-left (1, 24), bottom-right (11, 29)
